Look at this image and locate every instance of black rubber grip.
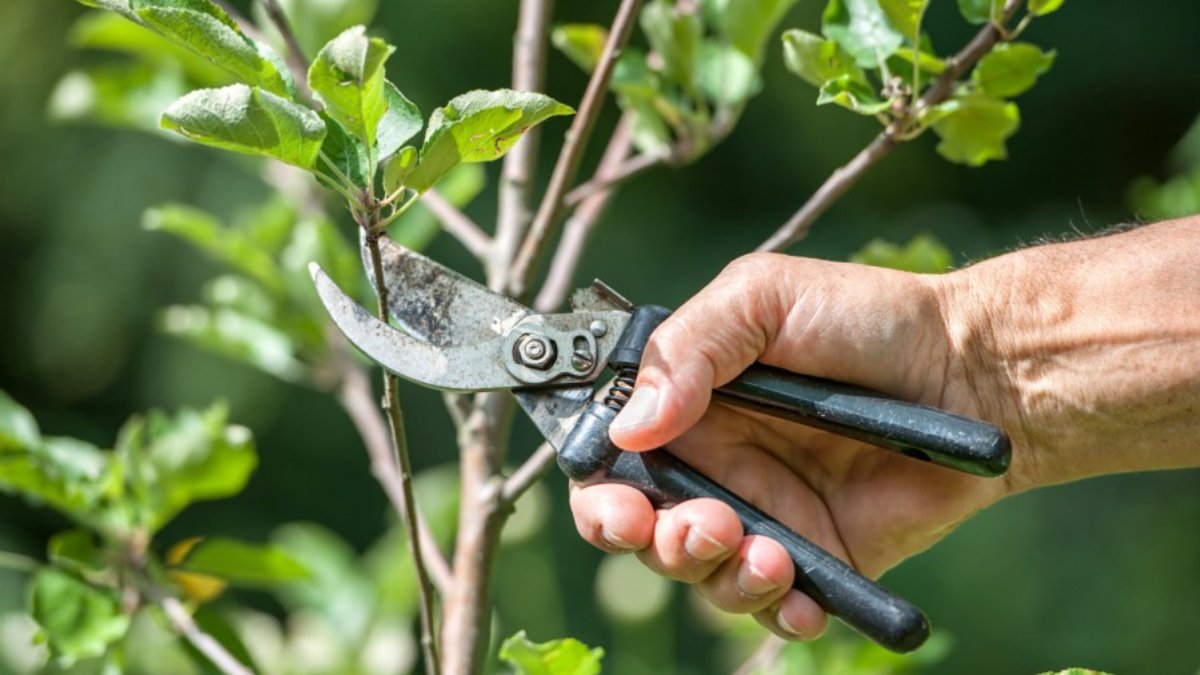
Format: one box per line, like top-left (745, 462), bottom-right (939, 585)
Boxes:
top-left (558, 403), bottom-right (930, 653)
top-left (715, 365), bottom-right (1011, 477)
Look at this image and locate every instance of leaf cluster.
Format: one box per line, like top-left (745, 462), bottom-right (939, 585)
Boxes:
top-left (552, 0), bottom-right (799, 164)
top-left (782, 0), bottom-right (1062, 165)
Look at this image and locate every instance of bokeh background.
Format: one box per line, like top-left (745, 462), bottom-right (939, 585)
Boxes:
top-left (2, 0), bottom-right (1199, 673)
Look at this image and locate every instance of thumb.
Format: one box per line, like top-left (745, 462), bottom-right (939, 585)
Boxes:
top-left (608, 255), bottom-right (788, 451)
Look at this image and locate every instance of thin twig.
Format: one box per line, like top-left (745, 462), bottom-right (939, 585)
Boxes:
top-left (160, 596), bottom-right (253, 675)
top-left (535, 112), bottom-right (636, 313)
top-left (757, 0), bottom-right (1025, 253)
top-left (257, 0), bottom-right (312, 100)
top-left (507, 0), bottom-right (644, 298)
top-left (422, 190), bottom-right (492, 260)
top-left (491, 0), bottom-right (556, 290)
top-left (731, 635), bottom-right (787, 675)
top-left (365, 235), bottom-right (442, 674)
top-left (334, 346), bottom-right (454, 594)
top-left (563, 152), bottom-right (661, 209)
top-left (500, 442), bottom-right (557, 505)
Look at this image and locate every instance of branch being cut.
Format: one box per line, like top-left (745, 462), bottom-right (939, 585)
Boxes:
top-left (492, 0), bottom-right (555, 290)
top-left (757, 0), bottom-right (1026, 253)
top-left (422, 190), bottom-right (491, 260)
top-left (507, 0), bottom-right (644, 298)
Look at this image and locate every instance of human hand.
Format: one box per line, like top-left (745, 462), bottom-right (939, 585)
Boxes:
top-left (568, 253), bottom-right (1012, 640)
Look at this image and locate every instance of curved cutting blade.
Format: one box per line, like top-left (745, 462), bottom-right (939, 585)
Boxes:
top-left (365, 235), bottom-right (530, 347)
top-left (312, 262), bottom-right (524, 391)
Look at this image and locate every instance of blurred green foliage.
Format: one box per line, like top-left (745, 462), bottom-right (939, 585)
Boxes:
top-left (1, 0), bottom-right (1200, 673)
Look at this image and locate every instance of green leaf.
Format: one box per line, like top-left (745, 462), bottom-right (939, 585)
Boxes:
top-left (781, 29), bottom-right (864, 88)
top-left (68, 10), bottom-right (230, 86)
top-left (77, 0), bottom-right (142, 24)
top-left (0, 390), bottom-right (40, 452)
top-left (159, 305), bottom-right (308, 382)
top-left (390, 164), bottom-right (487, 251)
top-left (270, 523), bottom-right (375, 641)
top-left (48, 530), bottom-right (108, 574)
top-left (695, 41), bottom-right (760, 106)
top-left (822, 0), bottom-right (904, 69)
top-left (131, 0), bottom-right (292, 97)
top-left (171, 537), bottom-right (308, 586)
top-left (817, 75), bottom-right (890, 115)
top-left (931, 93), bottom-right (1020, 166)
top-left (955, 0), bottom-right (1000, 25)
top-left (49, 63), bottom-right (191, 133)
top-left (376, 82), bottom-right (422, 162)
top-left (972, 42), bottom-right (1055, 98)
top-left (552, 24), bottom-right (607, 73)
top-left (144, 203), bottom-right (286, 293)
top-left (499, 631), bottom-right (604, 675)
top-left (407, 89), bottom-right (573, 193)
top-left (851, 233), bottom-right (954, 272)
top-left (704, 0), bottom-right (800, 62)
top-left (640, 1), bottom-right (703, 88)
top-left (316, 114), bottom-right (371, 189)
top-left (878, 0), bottom-right (928, 37)
top-left (307, 25), bottom-right (394, 148)
top-left (122, 403), bottom-right (257, 532)
top-left (889, 46), bottom-right (945, 76)
top-left (0, 435), bottom-right (119, 526)
top-left (1028, 0), bottom-right (1066, 16)
top-left (161, 84), bottom-right (327, 169)
top-left (381, 146), bottom-right (418, 198)
top-left (29, 569), bottom-right (130, 663)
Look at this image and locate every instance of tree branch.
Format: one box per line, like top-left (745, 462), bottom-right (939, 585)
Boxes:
top-left (562, 151), bottom-right (662, 209)
top-left (507, 0), bottom-right (644, 298)
top-left (535, 112), bottom-right (636, 313)
top-left (256, 0), bottom-right (312, 100)
top-left (491, 0), bottom-right (555, 290)
top-left (757, 0), bottom-right (1025, 253)
top-left (500, 442), bottom-right (557, 505)
top-left (334, 347), bottom-right (454, 595)
top-left (364, 235), bottom-right (441, 674)
top-left (422, 190), bottom-right (492, 260)
top-left (159, 595), bottom-right (253, 675)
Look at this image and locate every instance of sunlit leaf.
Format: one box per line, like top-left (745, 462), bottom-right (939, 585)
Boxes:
top-left (171, 537), bottom-right (308, 586)
top-left (695, 41), bottom-right (760, 106)
top-left (552, 24), bottom-right (607, 73)
top-left (931, 93), bottom-right (1020, 166)
top-left (499, 631), bottom-right (604, 675)
top-left (29, 569), bottom-right (129, 663)
top-left (972, 42), bottom-right (1055, 98)
top-left (308, 26), bottom-right (394, 148)
top-left (68, 11), bottom-right (229, 86)
top-left (131, 0), bottom-right (292, 97)
top-left (781, 29), bottom-right (864, 88)
top-left (161, 84), bottom-right (327, 169)
top-left (77, 0), bottom-right (142, 25)
top-left (0, 434), bottom-right (119, 527)
top-left (376, 82), bottom-right (422, 162)
top-left (879, 0), bottom-right (928, 37)
top-left (407, 89), bottom-right (573, 193)
top-left (0, 390), bottom-right (40, 452)
top-left (704, 0), bottom-right (800, 62)
top-left (48, 63), bottom-right (190, 133)
top-left (817, 75), bottom-right (890, 115)
top-left (1028, 0), bottom-right (1066, 16)
top-left (822, 0), bottom-right (904, 69)
top-left (144, 203), bottom-right (287, 294)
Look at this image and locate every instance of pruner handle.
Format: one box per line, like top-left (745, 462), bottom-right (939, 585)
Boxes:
top-left (558, 403), bottom-right (930, 653)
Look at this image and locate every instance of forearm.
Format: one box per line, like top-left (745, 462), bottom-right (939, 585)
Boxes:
top-left (940, 218), bottom-right (1200, 491)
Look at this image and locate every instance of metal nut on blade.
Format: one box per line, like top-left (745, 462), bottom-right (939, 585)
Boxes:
top-left (514, 334), bottom-right (557, 370)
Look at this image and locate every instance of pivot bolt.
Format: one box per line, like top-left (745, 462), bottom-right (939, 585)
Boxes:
top-left (514, 334), bottom-right (556, 370)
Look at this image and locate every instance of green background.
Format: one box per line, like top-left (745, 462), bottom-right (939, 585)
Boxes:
top-left (1, 0), bottom-right (1198, 673)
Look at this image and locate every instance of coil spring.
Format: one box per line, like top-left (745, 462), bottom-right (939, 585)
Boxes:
top-left (603, 367), bottom-right (638, 411)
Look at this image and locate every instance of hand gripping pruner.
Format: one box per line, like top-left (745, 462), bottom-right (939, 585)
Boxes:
top-left (309, 237), bottom-right (1011, 654)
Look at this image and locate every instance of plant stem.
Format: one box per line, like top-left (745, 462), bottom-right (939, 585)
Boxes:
top-left (159, 594), bottom-right (252, 675)
top-left (562, 151), bottom-right (662, 209)
top-left (364, 232), bottom-right (442, 674)
top-left (507, 0), bottom-right (644, 298)
top-left (500, 441), bottom-right (556, 505)
top-left (422, 190), bottom-right (492, 260)
top-left (491, 0), bottom-right (555, 290)
top-left (757, 0), bottom-right (1025, 252)
top-left (257, 0), bottom-right (312, 100)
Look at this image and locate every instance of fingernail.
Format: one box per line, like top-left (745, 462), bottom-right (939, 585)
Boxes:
top-left (736, 564), bottom-right (778, 598)
top-left (776, 607), bottom-right (804, 637)
top-left (611, 386), bottom-right (659, 433)
top-left (600, 528), bottom-right (637, 551)
top-left (684, 527), bottom-right (729, 562)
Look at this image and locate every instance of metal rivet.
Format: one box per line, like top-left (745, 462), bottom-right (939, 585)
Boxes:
top-left (589, 320), bottom-right (608, 337)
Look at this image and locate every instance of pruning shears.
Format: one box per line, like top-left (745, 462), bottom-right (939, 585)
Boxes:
top-left (309, 237), bottom-right (1011, 654)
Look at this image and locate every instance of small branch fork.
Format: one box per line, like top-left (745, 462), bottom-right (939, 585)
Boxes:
top-left (758, 0), bottom-right (1027, 253)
